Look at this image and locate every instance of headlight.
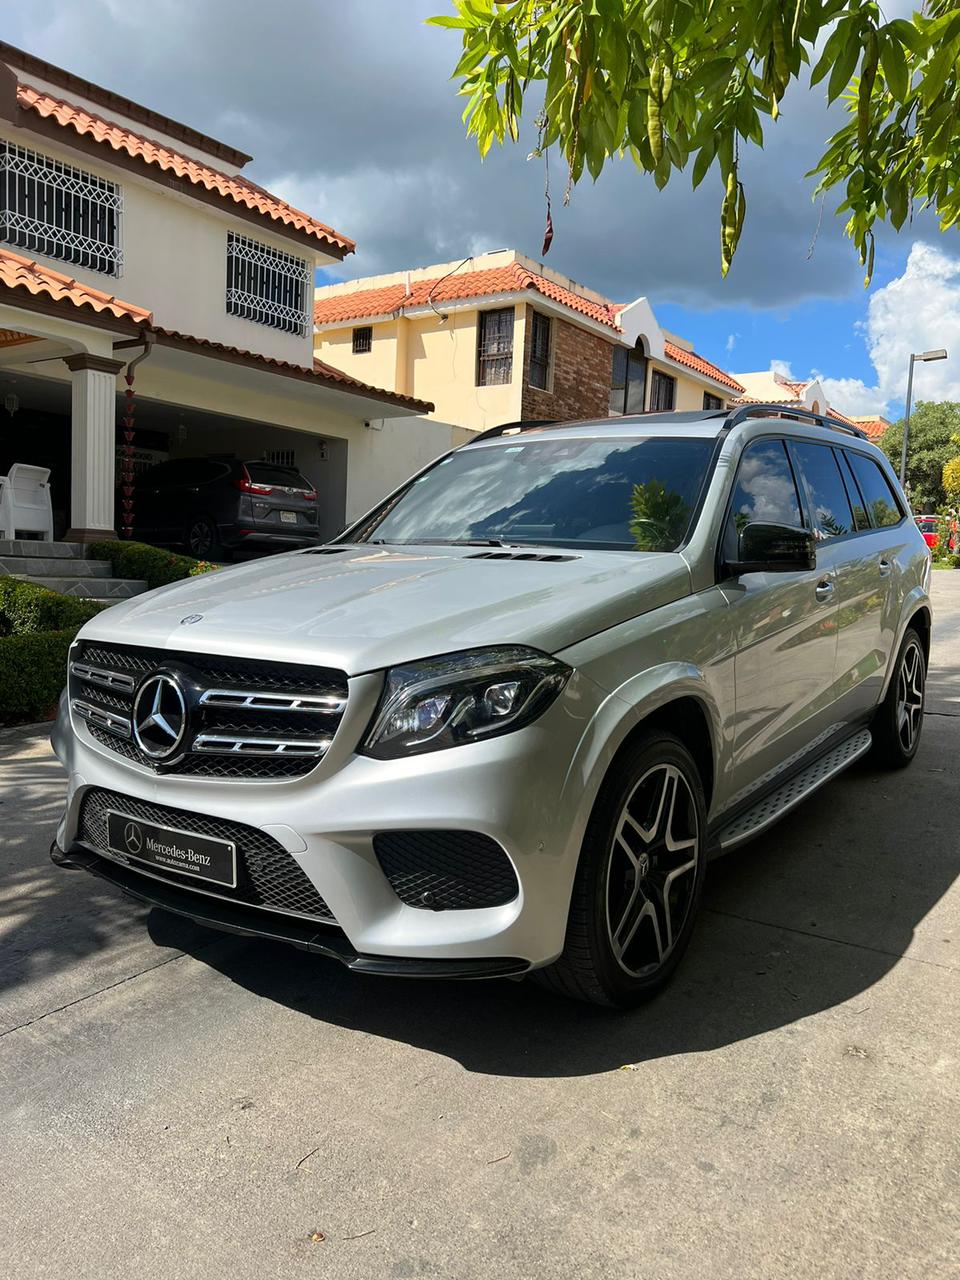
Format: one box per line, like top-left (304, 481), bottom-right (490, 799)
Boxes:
top-left (360, 646), bottom-right (572, 759)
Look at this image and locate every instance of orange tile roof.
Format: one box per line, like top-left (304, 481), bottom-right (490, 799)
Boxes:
top-left (314, 262), bottom-right (621, 329)
top-left (16, 84), bottom-right (354, 256)
top-left (0, 245), bottom-right (152, 324)
top-left (854, 417), bottom-right (888, 441)
top-left (662, 341), bottom-right (743, 393)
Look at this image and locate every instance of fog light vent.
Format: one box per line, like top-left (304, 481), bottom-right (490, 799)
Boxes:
top-left (373, 830), bottom-right (519, 911)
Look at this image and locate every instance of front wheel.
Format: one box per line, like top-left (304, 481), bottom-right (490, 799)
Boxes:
top-left (871, 626), bottom-right (926, 768)
top-left (535, 731), bottom-right (707, 1008)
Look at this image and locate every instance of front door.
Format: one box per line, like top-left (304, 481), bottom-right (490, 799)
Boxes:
top-left (717, 438), bottom-right (841, 803)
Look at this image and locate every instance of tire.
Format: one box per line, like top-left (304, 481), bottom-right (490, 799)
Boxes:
top-left (185, 514), bottom-right (223, 561)
top-left (870, 626), bottom-right (926, 769)
top-left (535, 731), bottom-right (708, 1008)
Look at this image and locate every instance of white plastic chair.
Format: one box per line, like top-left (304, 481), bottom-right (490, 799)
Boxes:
top-left (0, 463), bottom-right (54, 541)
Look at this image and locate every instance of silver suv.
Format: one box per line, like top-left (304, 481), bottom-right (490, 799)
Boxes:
top-left (51, 407), bottom-right (932, 1007)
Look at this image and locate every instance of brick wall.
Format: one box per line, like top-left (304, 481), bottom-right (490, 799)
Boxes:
top-left (520, 307), bottom-right (615, 422)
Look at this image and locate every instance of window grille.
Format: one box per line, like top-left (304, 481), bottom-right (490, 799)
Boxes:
top-left (477, 307), bottom-right (514, 386)
top-left (650, 369), bottom-right (677, 412)
top-left (609, 345), bottom-right (646, 415)
top-left (226, 233), bottom-right (310, 335)
top-left (703, 392), bottom-right (723, 410)
top-left (0, 142), bottom-right (122, 275)
top-left (352, 325), bottom-right (372, 354)
top-left (529, 311), bottom-right (551, 390)
top-left (263, 448), bottom-right (297, 468)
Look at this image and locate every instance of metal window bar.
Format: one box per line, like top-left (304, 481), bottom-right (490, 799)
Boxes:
top-left (0, 142), bottom-right (122, 275)
top-left (650, 370), bottom-right (677, 412)
top-left (352, 325), bottom-right (372, 354)
top-left (477, 307), bottom-right (514, 386)
top-left (226, 232), bottom-right (310, 336)
top-left (529, 312), bottom-right (550, 390)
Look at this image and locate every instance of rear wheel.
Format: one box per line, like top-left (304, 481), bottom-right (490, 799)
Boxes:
top-left (535, 731), bottom-right (707, 1008)
top-left (186, 514), bottom-right (223, 561)
top-left (871, 626), bottom-right (926, 768)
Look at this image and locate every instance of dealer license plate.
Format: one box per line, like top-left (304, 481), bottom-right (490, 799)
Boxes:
top-left (106, 811), bottom-right (237, 888)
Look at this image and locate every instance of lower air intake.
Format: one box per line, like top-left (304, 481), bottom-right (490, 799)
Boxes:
top-left (373, 830), bottom-right (519, 910)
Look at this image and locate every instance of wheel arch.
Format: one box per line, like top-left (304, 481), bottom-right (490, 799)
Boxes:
top-left (610, 695), bottom-right (716, 811)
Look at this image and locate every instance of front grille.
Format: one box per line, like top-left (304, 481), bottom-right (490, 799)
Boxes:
top-left (69, 641), bottom-right (348, 781)
top-left (77, 787), bottom-right (336, 923)
top-left (374, 830), bottom-right (519, 910)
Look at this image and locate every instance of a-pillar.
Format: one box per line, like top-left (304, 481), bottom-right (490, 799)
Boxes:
top-left (64, 352), bottom-right (124, 542)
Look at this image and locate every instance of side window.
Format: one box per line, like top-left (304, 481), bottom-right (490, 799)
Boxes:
top-left (837, 451), bottom-right (869, 530)
top-left (722, 439), bottom-right (803, 565)
top-left (846, 451), bottom-right (904, 528)
top-left (792, 442), bottom-right (855, 541)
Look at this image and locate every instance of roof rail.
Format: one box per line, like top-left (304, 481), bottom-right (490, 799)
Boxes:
top-left (470, 419), bottom-right (558, 444)
top-left (726, 403), bottom-right (869, 440)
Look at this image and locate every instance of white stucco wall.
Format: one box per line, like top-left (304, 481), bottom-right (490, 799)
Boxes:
top-left (0, 120), bottom-right (326, 366)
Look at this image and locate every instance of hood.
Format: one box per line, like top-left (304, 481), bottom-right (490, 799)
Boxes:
top-left (79, 545), bottom-right (691, 675)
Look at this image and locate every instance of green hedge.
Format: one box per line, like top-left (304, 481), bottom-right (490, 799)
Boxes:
top-left (87, 540), bottom-right (219, 591)
top-left (0, 577), bottom-right (103, 637)
top-left (0, 628), bottom-right (76, 723)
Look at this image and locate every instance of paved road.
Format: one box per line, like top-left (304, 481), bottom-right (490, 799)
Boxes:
top-left (2, 578), bottom-right (959, 1280)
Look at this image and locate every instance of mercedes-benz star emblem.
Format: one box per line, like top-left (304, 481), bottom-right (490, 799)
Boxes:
top-left (124, 822), bottom-right (144, 855)
top-left (132, 674), bottom-right (188, 760)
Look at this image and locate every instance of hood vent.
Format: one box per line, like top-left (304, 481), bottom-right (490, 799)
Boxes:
top-left (303, 546), bottom-right (349, 555)
top-left (466, 550), bottom-right (579, 563)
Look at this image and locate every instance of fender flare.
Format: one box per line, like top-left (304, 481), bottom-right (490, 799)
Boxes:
top-left (879, 589), bottom-right (932, 701)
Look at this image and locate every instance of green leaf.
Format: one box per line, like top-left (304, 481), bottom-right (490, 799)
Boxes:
top-left (426, 14), bottom-right (475, 30)
top-left (692, 138), bottom-right (715, 189)
top-left (879, 31), bottom-right (909, 101)
top-left (810, 20), bottom-right (852, 88)
top-left (827, 36), bottom-right (862, 105)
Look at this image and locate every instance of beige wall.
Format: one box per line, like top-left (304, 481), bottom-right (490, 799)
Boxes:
top-left (0, 123), bottom-right (323, 367)
top-left (317, 306), bottom-right (527, 432)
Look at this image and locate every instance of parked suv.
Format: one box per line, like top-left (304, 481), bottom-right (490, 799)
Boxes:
top-left (52, 408), bottom-right (931, 1007)
top-left (129, 457), bottom-right (321, 558)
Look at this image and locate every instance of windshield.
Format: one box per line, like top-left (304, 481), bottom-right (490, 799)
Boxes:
top-left (358, 435), bottom-right (715, 552)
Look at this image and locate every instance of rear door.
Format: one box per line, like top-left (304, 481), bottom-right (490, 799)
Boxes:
top-left (829, 446), bottom-right (914, 721)
top-left (718, 437), bottom-right (841, 798)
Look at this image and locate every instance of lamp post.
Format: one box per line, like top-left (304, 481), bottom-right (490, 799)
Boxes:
top-left (900, 348), bottom-right (948, 487)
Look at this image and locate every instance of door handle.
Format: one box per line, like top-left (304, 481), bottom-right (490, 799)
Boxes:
top-left (878, 558), bottom-right (892, 577)
top-left (815, 578), bottom-right (835, 602)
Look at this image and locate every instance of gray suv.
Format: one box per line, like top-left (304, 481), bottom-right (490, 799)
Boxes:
top-left (51, 406), bottom-right (931, 1007)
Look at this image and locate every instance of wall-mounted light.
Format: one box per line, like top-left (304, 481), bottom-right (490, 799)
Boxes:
top-left (4, 393), bottom-right (19, 417)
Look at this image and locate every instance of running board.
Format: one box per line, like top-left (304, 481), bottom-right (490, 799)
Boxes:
top-left (713, 728), bottom-right (873, 852)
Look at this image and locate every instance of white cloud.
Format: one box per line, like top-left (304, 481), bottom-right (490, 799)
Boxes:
top-left (769, 358), bottom-right (796, 379)
top-left (772, 241), bottom-right (960, 417)
top-left (725, 332), bottom-right (739, 353)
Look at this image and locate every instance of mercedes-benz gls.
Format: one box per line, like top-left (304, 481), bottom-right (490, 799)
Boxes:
top-left (51, 407), bottom-right (932, 1007)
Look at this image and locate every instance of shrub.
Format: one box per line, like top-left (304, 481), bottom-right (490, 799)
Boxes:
top-left (87, 540), bottom-right (219, 591)
top-left (0, 628), bottom-right (75, 724)
top-left (0, 577), bottom-right (103, 637)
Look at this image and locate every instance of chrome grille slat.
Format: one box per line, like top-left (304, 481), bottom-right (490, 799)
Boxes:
top-left (69, 641), bottom-right (347, 781)
top-left (194, 733), bottom-right (332, 757)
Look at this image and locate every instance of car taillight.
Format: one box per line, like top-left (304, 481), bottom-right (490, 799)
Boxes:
top-left (235, 465), bottom-right (273, 496)
top-left (304, 490), bottom-right (317, 502)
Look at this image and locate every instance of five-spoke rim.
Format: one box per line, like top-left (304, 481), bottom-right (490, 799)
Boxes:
top-left (896, 638), bottom-right (925, 753)
top-left (604, 763), bottom-right (700, 979)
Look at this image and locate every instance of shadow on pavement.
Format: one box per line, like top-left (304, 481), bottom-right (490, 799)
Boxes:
top-left (152, 729), bottom-right (960, 1079)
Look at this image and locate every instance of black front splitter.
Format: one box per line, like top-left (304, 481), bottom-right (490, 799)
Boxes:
top-left (50, 841), bottom-right (530, 980)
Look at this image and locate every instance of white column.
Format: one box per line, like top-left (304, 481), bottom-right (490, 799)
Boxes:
top-left (64, 353), bottom-right (124, 541)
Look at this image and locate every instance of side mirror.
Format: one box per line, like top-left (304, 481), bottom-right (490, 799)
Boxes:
top-left (729, 522), bottom-right (816, 575)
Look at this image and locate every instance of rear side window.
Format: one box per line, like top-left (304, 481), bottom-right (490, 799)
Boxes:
top-left (846, 451), bottom-right (904, 528)
top-left (792, 442), bottom-right (855, 540)
top-left (837, 451), bottom-right (870, 530)
top-left (723, 439), bottom-right (802, 564)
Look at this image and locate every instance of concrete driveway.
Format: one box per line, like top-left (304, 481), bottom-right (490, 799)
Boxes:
top-left (2, 578), bottom-right (958, 1280)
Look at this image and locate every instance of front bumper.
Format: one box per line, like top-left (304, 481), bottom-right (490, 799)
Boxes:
top-left (51, 668), bottom-right (609, 970)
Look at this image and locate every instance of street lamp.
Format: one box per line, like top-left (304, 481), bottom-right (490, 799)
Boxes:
top-left (900, 348), bottom-right (948, 486)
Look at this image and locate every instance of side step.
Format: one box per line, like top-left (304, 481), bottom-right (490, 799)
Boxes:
top-left (713, 728), bottom-right (873, 852)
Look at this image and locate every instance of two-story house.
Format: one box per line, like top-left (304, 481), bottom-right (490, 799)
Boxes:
top-left (0, 41), bottom-right (447, 546)
top-left (313, 249), bottom-right (745, 433)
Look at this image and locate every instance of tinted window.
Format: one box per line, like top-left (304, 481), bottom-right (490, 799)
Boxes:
top-left (723, 440), bottom-right (802, 564)
top-left (361, 436), bottom-right (715, 552)
top-left (138, 460), bottom-right (199, 488)
top-left (245, 462), bottom-right (311, 488)
top-left (191, 460), bottom-right (231, 484)
top-left (846, 451), bottom-right (904, 528)
top-left (792, 442), bottom-right (855, 540)
top-left (837, 451), bottom-right (869, 530)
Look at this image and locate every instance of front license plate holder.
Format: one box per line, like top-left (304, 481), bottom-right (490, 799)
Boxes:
top-left (106, 811), bottom-right (237, 888)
